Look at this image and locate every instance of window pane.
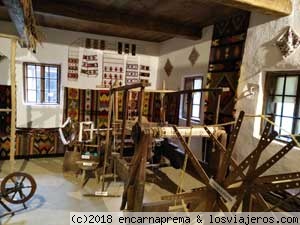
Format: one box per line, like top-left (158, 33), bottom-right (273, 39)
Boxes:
top-left (194, 79), bottom-right (202, 89)
top-left (27, 90), bottom-right (36, 102)
top-left (193, 92), bottom-right (201, 104)
top-left (27, 78), bottom-right (36, 89)
top-left (49, 67), bottom-right (58, 79)
top-left (45, 66), bottom-right (50, 79)
top-left (282, 97), bottom-right (295, 117)
top-left (281, 117), bottom-right (293, 135)
top-left (45, 91), bottom-right (57, 103)
top-left (45, 78), bottom-right (50, 90)
top-left (274, 116), bottom-right (281, 133)
top-left (275, 77), bottom-right (285, 95)
top-left (36, 78), bottom-right (41, 91)
top-left (49, 80), bottom-right (57, 91)
top-left (27, 65), bottom-right (36, 77)
top-left (192, 105), bottom-right (200, 118)
top-left (36, 66), bottom-right (41, 78)
top-left (274, 102), bottom-right (282, 115)
top-left (285, 76), bottom-right (298, 95)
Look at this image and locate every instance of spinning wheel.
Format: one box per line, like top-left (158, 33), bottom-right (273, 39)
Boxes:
top-left (1, 172), bottom-right (36, 204)
top-left (59, 117), bottom-right (78, 145)
top-left (162, 111), bottom-right (300, 212)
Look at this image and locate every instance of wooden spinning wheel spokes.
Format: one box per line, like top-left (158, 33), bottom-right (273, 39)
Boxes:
top-left (1, 172), bottom-right (37, 204)
top-left (163, 111), bottom-right (300, 212)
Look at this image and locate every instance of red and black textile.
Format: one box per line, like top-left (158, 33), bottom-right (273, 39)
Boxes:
top-left (0, 84), bottom-right (11, 159)
top-left (164, 93), bottom-right (180, 125)
top-left (148, 93), bottom-right (161, 122)
top-left (206, 12), bottom-right (250, 125)
top-left (63, 87), bottom-right (109, 128)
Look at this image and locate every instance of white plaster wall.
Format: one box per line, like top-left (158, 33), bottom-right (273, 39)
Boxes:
top-left (157, 26), bottom-right (213, 159)
top-left (0, 21), bottom-right (159, 128)
top-left (0, 37), bottom-right (11, 84)
top-left (235, 0), bottom-right (300, 173)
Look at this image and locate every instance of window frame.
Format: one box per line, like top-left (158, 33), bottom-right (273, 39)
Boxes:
top-left (263, 71), bottom-right (300, 142)
top-left (23, 62), bottom-right (61, 105)
top-left (181, 75), bottom-right (203, 122)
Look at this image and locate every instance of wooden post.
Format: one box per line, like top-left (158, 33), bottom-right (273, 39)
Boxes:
top-left (120, 90), bottom-right (129, 156)
top-left (9, 38), bottom-right (17, 170)
top-left (138, 87), bottom-right (145, 124)
top-left (101, 92), bottom-right (114, 191)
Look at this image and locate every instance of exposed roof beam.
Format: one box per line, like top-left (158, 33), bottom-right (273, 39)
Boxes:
top-left (30, 0), bottom-right (202, 40)
top-left (1, 0), bottom-right (28, 46)
top-left (209, 0), bottom-right (292, 16)
top-left (0, 6), bottom-right (173, 42)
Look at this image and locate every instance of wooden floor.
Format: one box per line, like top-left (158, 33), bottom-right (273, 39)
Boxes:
top-left (0, 157), bottom-right (202, 225)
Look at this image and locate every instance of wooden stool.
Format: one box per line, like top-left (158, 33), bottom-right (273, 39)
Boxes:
top-left (76, 156), bottom-right (100, 187)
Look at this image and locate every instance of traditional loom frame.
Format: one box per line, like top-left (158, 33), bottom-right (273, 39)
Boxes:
top-left (0, 33), bottom-right (18, 170)
top-left (161, 112), bottom-right (300, 212)
top-left (100, 83), bottom-right (229, 211)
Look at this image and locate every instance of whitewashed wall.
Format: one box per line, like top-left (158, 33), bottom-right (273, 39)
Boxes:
top-left (234, 0), bottom-right (300, 173)
top-left (0, 21), bottom-right (159, 128)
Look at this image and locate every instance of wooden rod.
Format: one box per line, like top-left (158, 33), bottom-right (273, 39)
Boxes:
top-left (138, 87), bottom-right (145, 124)
top-left (110, 82), bottom-right (150, 92)
top-left (174, 87), bottom-right (229, 95)
top-left (215, 93), bottom-right (221, 124)
top-left (120, 90), bottom-right (129, 156)
top-left (101, 92), bottom-right (114, 191)
top-left (0, 108), bottom-right (12, 112)
top-left (9, 38), bottom-right (17, 167)
top-left (0, 33), bottom-right (19, 40)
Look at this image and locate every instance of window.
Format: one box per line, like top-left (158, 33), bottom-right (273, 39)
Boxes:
top-left (182, 76), bottom-right (203, 121)
top-left (265, 72), bottom-right (300, 141)
top-left (23, 63), bottom-right (60, 104)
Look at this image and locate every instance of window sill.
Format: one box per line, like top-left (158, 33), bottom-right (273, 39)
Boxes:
top-left (24, 103), bottom-right (60, 107)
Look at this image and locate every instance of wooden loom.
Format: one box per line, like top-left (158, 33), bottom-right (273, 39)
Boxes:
top-left (162, 112), bottom-right (300, 212)
top-left (102, 83), bottom-right (228, 211)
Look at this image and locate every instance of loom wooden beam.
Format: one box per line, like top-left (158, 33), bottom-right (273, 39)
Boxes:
top-left (209, 0), bottom-right (292, 16)
top-left (30, 0), bottom-right (202, 40)
top-left (1, 0), bottom-right (29, 47)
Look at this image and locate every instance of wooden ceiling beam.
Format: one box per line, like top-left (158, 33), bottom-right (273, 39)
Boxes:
top-left (1, 0), bottom-right (28, 46)
top-left (209, 0), bottom-right (292, 16)
top-left (30, 0), bottom-right (202, 40)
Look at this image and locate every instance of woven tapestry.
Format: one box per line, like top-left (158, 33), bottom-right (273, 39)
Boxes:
top-left (64, 87), bottom-right (109, 128)
top-left (0, 136), bottom-right (10, 159)
top-left (15, 128), bottom-right (63, 157)
top-left (165, 93), bottom-right (180, 125)
top-left (126, 57), bottom-right (139, 85)
top-left (148, 93), bottom-right (161, 122)
top-left (68, 48), bottom-right (79, 80)
top-left (128, 91), bottom-right (138, 120)
top-left (206, 12), bottom-right (250, 125)
top-left (0, 84), bottom-right (11, 159)
top-left (102, 53), bottom-right (124, 88)
top-left (80, 50), bottom-right (99, 77)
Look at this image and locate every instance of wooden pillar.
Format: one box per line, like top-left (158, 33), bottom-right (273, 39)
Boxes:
top-left (138, 87), bottom-right (145, 124)
top-left (101, 92), bottom-right (114, 191)
top-left (120, 90), bottom-right (128, 156)
top-left (9, 38), bottom-right (17, 170)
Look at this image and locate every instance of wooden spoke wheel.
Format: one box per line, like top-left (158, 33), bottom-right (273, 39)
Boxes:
top-left (1, 172), bottom-right (37, 204)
